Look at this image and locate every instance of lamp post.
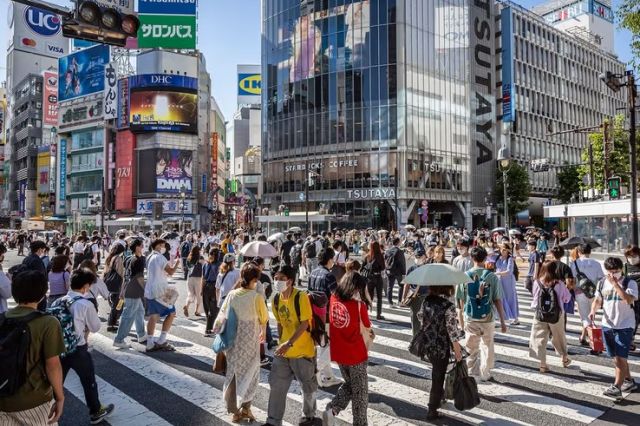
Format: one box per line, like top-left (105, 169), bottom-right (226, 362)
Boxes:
top-left (600, 70), bottom-right (638, 246)
top-left (497, 146), bottom-right (512, 231)
top-left (180, 186), bottom-right (186, 233)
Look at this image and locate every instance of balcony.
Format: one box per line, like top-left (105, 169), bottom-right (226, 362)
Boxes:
top-left (13, 126), bottom-right (39, 143)
top-left (15, 145), bottom-right (38, 161)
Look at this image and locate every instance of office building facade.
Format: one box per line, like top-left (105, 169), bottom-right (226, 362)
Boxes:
top-left (262, 0), bottom-right (500, 230)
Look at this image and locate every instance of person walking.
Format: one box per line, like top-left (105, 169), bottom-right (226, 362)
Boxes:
top-left (525, 239), bottom-right (543, 294)
top-left (384, 237), bottom-right (406, 307)
top-left (113, 239), bottom-right (148, 349)
top-left (183, 245), bottom-right (204, 317)
top-left (216, 254), bottom-right (241, 311)
top-left (570, 244), bottom-right (605, 347)
top-left (529, 262), bottom-right (572, 373)
top-left (363, 241), bottom-right (386, 320)
top-left (47, 255), bottom-right (71, 308)
top-left (452, 238), bottom-right (473, 273)
top-left (331, 241), bottom-right (348, 284)
top-left (456, 247), bottom-right (507, 382)
top-left (265, 265), bottom-right (317, 426)
top-left (179, 237), bottom-right (192, 281)
top-left (202, 248), bottom-right (222, 336)
top-left (623, 245), bottom-right (640, 351)
top-left (323, 271), bottom-right (372, 426)
top-left (495, 243), bottom-right (520, 325)
top-left (103, 244), bottom-right (125, 332)
top-left (401, 248), bottom-right (429, 336)
top-left (215, 263), bottom-right (268, 423)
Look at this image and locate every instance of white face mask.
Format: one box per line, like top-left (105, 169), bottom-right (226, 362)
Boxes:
top-left (628, 256), bottom-right (640, 266)
top-left (159, 247), bottom-right (167, 255)
top-left (274, 280), bottom-right (288, 293)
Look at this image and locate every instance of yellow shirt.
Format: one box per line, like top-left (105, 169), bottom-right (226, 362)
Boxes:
top-left (273, 288), bottom-right (316, 359)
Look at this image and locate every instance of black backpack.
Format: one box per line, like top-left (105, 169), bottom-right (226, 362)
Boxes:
top-left (574, 261), bottom-right (596, 299)
top-left (304, 241), bottom-right (317, 259)
top-left (82, 244), bottom-right (93, 262)
top-left (0, 312), bottom-right (43, 396)
top-left (384, 248), bottom-right (397, 272)
top-left (535, 283), bottom-right (560, 323)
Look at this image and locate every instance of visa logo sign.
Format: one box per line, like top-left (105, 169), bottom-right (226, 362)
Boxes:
top-left (238, 74), bottom-right (261, 96)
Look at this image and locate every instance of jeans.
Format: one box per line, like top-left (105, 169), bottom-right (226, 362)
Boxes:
top-left (107, 292), bottom-right (121, 327)
top-left (367, 274), bottom-right (383, 317)
top-left (114, 298), bottom-right (146, 343)
top-left (427, 354), bottom-right (449, 411)
top-left (182, 258), bottom-right (189, 280)
top-left (61, 344), bottom-right (101, 415)
top-left (202, 282), bottom-right (218, 332)
top-left (387, 273), bottom-right (403, 304)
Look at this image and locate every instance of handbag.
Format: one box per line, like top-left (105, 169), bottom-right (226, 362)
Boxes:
top-left (445, 360), bottom-right (466, 400)
top-left (452, 361), bottom-right (481, 411)
top-left (212, 307), bottom-right (238, 353)
top-left (358, 301), bottom-right (374, 349)
top-left (212, 351), bottom-right (226, 374)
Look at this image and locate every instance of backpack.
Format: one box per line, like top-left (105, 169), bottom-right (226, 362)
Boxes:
top-left (104, 257), bottom-right (123, 293)
top-left (464, 270), bottom-right (493, 320)
top-left (46, 296), bottom-right (83, 358)
top-left (274, 289), bottom-right (329, 347)
top-left (409, 297), bottom-right (453, 361)
top-left (321, 238), bottom-right (329, 250)
top-left (290, 245), bottom-right (302, 267)
top-left (0, 312), bottom-right (43, 397)
top-left (384, 248), bottom-right (397, 272)
top-left (535, 283), bottom-right (560, 323)
top-left (304, 241), bottom-right (317, 260)
top-left (82, 244), bottom-right (93, 262)
top-left (180, 242), bottom-right (191, 258)
top-left (574, 261), bottom-right (596, 299)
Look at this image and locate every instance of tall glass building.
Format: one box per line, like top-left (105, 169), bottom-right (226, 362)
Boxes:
top-left (262, 0), bottom-right (498, 229)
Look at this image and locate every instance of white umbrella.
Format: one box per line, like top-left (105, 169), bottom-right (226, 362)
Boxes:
top-left (508, 228), bottom-right (522, 235)
top-left (240, 241), bottom-right (278, 258)
top-left (404, 264), bottom-right (472, 287)
top-left (267, 232), bottom-right (285, 243)
top-left (491, 227), bottom-right (506, 234)
top-left (378, 229), bottom-right (388, 234)
top-left (404, 224), bottom-right (416, 230)
top-left (288, 226), bottom-right (302, 233)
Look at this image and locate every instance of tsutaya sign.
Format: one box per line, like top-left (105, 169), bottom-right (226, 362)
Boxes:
top-left (284, 158), bottom-right (359, 173)
top-left (347, 188), bottom-right (396, 200)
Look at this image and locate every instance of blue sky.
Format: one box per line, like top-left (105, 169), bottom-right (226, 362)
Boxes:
top-left (0, 0), bottom-right (632, 121)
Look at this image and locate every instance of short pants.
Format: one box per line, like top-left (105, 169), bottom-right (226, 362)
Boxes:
top-left (145, 298), bottom-right (176, 318)
top-left (603, 327), bottom-right (634, 359)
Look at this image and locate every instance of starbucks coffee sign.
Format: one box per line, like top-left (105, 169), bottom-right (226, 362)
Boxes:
top-left (347, 188), bottom-right (396, 200)
top-left (284, 158), bottom-right (359, 173)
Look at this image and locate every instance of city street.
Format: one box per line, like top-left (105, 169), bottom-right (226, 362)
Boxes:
top-left (4, 249), bottom-right (639, 425)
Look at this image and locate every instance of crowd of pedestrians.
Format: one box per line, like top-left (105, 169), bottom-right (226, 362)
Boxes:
top-left (0, 225), bottom-right (637, 425)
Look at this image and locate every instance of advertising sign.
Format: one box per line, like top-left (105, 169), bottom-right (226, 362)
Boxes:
top-left (137, 14), bottom-right (196, 49)
top-left (59, 96), bottom-right (103, 130)
top-left (117, 78), bottom-right (130, 129)
top-left (19, 181), bottom-right (27, 217)
top-left (58, 45), bottom-right (110, 102)
top-left (237, 65), bottom-right (261, 105)
top-left (115, 131), bottom-right (135, 211)
top-left (10, 4), bottom-right (67, 58)
top-left (211, 132), bottom-right (218, 192)
top-left (501, 7), bottom-right (515, 123)
top-left (37, 147), bottom-right (50, 195)
top-left (138, 149), bottom-right (193, 194)
top-left (435, 6), bottom-right (469, 50)
top-left (137, 199), bottom-right (193, 215)
top-left (139, 0), bottom-right (197, 15)
top-left (71, 39), bottom-right (97, 50)
top-left (92, 0), bottom-right (134, 14)
top-left (104, 63), bottom-right (118, 120)
top-left (43, 71), bottom-right (59, 126)
top-left (58, 139), bottom-right (67, 202)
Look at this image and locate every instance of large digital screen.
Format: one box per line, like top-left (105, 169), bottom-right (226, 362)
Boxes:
top-left (58, 45), bottom-right (110, 102)
top-left (138, 149), bottom-right (193, 194)
top-left (130, 91), bottom-right (197, 133)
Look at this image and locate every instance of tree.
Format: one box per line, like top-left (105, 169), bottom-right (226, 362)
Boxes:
top-left (577, 115), bottom-right (633, 191)
top-left (619, 1), bottom-right (640, 70)
top-left (495, 162), bottom-right (531, 224)
top-left (557, 164), bottom-right (581, 203)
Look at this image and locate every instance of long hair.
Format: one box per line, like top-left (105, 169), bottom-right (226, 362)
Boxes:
top-left (538, 261), bottom-right (559, 285)
top-left (187, 245), bottom-right (201, 264)
top-left (235, 262), bottom-right (261, 289)
top-left (367, 241), bottom-right (384, 266)
top-left (105, 243), bottom-right (125, 267)
top-left (336, 271), bottom-right (368, 304)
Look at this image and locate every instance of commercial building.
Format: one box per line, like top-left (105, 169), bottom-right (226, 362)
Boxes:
top-left (498, 0), bottom-right (625, 212)
top-left (210, 97), bottom-right (227, 224)
top-left (261, 0), bottom-right (500, 230)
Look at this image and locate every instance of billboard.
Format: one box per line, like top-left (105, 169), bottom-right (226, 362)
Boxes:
top-left (137, 199), bottom-right (193, 215)
top-left (58, 139), bottom-right (67, 202)
top-left (115, 131), bottom-right (135, 211)
top-left (139, 149), bottom-right (193, 194)
top-left (501, 7), bottom-right (515, 123)
top-left (43, 71), bottom-right (59, 126)
top-left (117, 78), bottom-right (130, 129)
top-left (139, 0), bottom-right (197, 15)
top-left (59, 96), bottom-right (103, 130)
top-left (137, 14), bottom-right (196, 49)
top-left (104, 63), bottom-right (118, 120)
top-left (237, 65), bottom-right (261, 105)
top-left (129, 74), bottom-right (198, 133)
top-left (9, 4), bottom-right (67, 58)
top-left (58, 45), bottom-right (110, 102)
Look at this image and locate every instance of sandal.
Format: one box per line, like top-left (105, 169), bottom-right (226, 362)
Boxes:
top-left (231, 412), bottom-right (243, 423)
top-left (562, 358), bottom-right (572, 368)
top-left (241, 407), bottom-right (256, 422)
top-left (539, 366), bottom-right (550, 373)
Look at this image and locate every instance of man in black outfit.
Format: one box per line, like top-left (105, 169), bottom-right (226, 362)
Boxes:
top-left (385, 237), bottom-right (407, 306)
top-left (22, 241), bottom-right (48, 311)
top-left (281, 234), bottom-right (296, 267)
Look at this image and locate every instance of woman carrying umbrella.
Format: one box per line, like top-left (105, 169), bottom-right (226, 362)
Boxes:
top-left (495, 242), bottom-right (520, 325)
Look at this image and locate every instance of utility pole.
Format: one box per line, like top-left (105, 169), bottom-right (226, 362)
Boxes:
top-left (603, 119), bottom-right (610, 190)
top-left (394, 167), bottom-right (398, 231)
top-left (628, 71), bottom-right (638, 246)
top-left (305, 161), bottom-right (309, 235)
top-left (588, 144), bottom-right (595, 193)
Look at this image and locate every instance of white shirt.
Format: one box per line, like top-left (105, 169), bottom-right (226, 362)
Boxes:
top-left (0, 271), bottom-right (11, 314)
top-left (89, 278), bottom-right (110, 301)
top-left (145, 251), bottom-right (169, 300)
top-left (596, 277), bottom-right (639, 329)
top-left (67, 290), bottom-right (101, 346)
top-left (452, 255), bottom-right (474, 273)
top-left (73, 241), bottom-right (85, 254)
top-left (216, 268), bottom-right (240, 307)
top-left (570, 257), bottom-right (605, 296)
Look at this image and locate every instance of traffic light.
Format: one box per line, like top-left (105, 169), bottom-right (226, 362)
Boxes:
top-left (62, 1), bottom-right (139, 47)
top-left (607, 176), bottom-right (621, 199)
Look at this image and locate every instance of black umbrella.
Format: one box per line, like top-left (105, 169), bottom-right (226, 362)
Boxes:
top-left (559, 236), bottom-right (601, 249)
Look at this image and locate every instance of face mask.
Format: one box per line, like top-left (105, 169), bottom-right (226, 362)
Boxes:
top-left (628, 256), bottom-right (640, 266)
top-left (274, 280), bottom-right (288, 293)
top-left (159, 247), bottom-right (167, 255)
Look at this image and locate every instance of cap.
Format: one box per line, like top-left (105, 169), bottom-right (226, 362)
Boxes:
top-left (223, 253), bottom-right (235, 263)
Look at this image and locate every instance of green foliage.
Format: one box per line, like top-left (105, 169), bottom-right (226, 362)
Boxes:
top-left (577, 115), bottom-right (631, 191)
top-left (619, 1), bottom-right (640, 71)
top-left (556, 164), bottom-right (581, 203)
top-left (495, 162), bottom-right (531, 222)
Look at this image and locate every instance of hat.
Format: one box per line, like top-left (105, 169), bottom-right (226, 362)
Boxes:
top-left (223, 253), bottom-right (235, 263)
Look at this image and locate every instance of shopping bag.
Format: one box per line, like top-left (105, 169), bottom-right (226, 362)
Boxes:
top-left (452, 361), bottom-right (481, 411)
top-left (212, 351), bottom-right (226, 375)
top-left (587, 325), bottom-right (604, 353)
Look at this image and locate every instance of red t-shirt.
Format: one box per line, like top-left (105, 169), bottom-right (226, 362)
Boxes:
top-left (329, 295), bottom-right (371, 366)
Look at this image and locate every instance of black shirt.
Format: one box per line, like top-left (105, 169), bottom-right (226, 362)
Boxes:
top-left (22, 254), bottom-right (46, 277)
top-left (124, 255), bottom-right (146, 299)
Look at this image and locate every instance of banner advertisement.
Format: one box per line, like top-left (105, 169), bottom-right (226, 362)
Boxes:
top-left (19, 181), bottom-right (27, 217)
top-left (37, 147), bottom-right (50, 195)
top-left (237, 65), bottom-right (261, 105)
top-left (104, 63), bottom-right (118, 120)
top-left (211, 132), bottom-right (218, 192)
top-left (59, 96), bottom-right (103, 130)
top-left (10, 4), bottom-right (67, 58)
top-left (139, 0), bottom-right (197, 15)
top-left (501, 7), bottom-right (515, 123)
top-left (138, 149), bottom-right (193, 194)
top-left (58, 139), bottom-right (67, 202)
top-left (137, 14), bottom-right (196, 49)
top-left (58, 45), bottom-right (110, 102)
top-left (137, 199), bottom-right (193, 215)
top-left (43, 71), bottom-right (59, 126)
top-left (117, 78), bottom-right (130, 129)
top-left (115, 131), bottom-right (135, 211)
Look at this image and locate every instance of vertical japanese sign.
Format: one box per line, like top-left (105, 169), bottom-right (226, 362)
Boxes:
top-left (211, 132), bottom-right (218, 197)
top-left (19, 182), bottom-right (27, 217)
top-left (58, 139), bottom-right (67, 201)
top-left (104, 62), bottom-right (118, 120)
top-left (43, 71), bottom-right (59, 126)
top-left (117, 77), bottom-right (129, 129)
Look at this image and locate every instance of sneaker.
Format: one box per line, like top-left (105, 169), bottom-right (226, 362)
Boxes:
top-left (322, 408), bottom-right (335, 426)
top-left (112, 341), bottom-right (131, 349)
top-left (260, 357), bottom-right (271, 367)
top-left (137, 335), bottom-right (148, 344)
top-left (106, 326), bottom-right (118, 332)
top-left (621, 379), bottom-right (638, 393)
top-left (603, 385), bottom-right (622, 398)
top-left (299, 416), bottom-right (315, 426)
top-left (376, 315), bottom-right (386, 320)
top-left (90, 404), bottom-right (115, 424)
top-left (318, 375), bottom-right (342, 387)
top-left (426, 409), bottom-right (440, 420)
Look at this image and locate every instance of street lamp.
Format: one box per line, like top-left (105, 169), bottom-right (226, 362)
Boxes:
top-left (497, 145), bottom-right (512, 231)
top-left (180, 186), bottom-right (186, 233)
top-left (601, 70), bottom-right (638, 246)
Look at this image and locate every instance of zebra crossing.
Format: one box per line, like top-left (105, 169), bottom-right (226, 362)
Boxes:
top-left (48, 280), bottom-right (638, 426)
